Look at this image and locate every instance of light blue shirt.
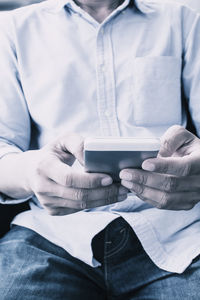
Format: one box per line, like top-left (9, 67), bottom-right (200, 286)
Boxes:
top-left (0, 0), bottom-right (200, 274)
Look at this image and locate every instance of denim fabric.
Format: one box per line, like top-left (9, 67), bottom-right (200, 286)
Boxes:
top-left (0, 218), bottom-right (199, 300)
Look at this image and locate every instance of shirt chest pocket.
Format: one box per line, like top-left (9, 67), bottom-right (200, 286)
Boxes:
top-left (131, 56), bottom-right (182, 127)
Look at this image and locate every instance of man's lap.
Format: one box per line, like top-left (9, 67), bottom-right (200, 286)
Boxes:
top-left (0, 219), bottom-right (199, 300)
top-left (0, 225), bottom-right (106, 300)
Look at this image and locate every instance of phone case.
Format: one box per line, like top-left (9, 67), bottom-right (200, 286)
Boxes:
top-left (84, 137), bottom-right (160, 182)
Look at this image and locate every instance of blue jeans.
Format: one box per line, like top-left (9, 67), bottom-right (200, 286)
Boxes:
top-left (0, 217), bottom-right (199, 299)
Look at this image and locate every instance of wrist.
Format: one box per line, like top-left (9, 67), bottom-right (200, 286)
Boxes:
top-left (0, 150), bottom-right (38, 199)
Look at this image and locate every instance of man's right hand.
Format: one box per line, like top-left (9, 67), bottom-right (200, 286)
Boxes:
top-left (0, 133), bottom-right (127, 215)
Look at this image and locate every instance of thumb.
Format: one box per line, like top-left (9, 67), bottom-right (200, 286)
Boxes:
top-left (142, 153), bottom-right (200, 176)
top-left (159, 125), bottom-right (195, 157)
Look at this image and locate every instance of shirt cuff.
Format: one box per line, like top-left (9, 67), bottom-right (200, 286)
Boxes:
top-left (0, 143), bottom-right (31, 204)
top-left (0, 193), bottom-right (31, 205)
top-left (0, 145), bottom-right (22, 159)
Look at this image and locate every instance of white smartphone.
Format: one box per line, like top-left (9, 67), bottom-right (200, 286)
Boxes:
top-left (84, 137), bottom-right (160, 182)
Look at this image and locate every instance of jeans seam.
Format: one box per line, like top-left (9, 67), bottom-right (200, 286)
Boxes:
top-left (104, 227), bottom-right (110, 292)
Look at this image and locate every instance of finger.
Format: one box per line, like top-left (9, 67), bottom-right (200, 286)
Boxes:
top-left (39, 181), bottom-right (127, 202)
top-left (122, 181), bottom-right (198, 210)
top-left (83, 193), bottom-right (127, 208)
top-left (120, 169), bottom-right (200, 192)
top-left (39, 192), bottom-right (127, 212)
top-left (39, 157), bottom-right (113, 188)
top-left (159, 125), bottom-right (196, 157)
top-left (59, 133), bottom-right (85, 165)
top-left (142, 153), bottom-right (200, 176)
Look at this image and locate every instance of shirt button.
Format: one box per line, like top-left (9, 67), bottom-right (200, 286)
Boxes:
top-left (105, 110), bottom-right (111, 117)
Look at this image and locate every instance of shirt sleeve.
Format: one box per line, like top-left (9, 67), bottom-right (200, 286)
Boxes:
top-left (0, 13), bottom-right (31, 204)
top-left (182, 7), bottom-right (200, 137)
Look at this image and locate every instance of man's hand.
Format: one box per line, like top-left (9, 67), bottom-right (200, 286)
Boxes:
top-left (120, 125), bottom-right (200, 210)
top-left (0, 133), bottom-right (128, 215)
top-left (26, 133), bottom-right (128, 215)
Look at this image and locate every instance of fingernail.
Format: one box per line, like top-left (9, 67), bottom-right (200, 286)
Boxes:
top-left (118, 194), bottom-right (127, 202)
top-left (120, 171), bottom-right (132, 181)
top-left (121, 180), bottom-right (133, 190)
top-left (101, 177), bottom-right (113, 186)
top-left (142, 161), bottom-right (155, 171)
top-left (119, 186), bottom-right (129, 195)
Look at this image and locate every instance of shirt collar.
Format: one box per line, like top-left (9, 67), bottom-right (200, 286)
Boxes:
top-left (53, 0), bottom-right (154, 14)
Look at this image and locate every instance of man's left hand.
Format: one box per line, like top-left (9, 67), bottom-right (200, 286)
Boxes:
top-left (120, 125), bottom-right (200, 210)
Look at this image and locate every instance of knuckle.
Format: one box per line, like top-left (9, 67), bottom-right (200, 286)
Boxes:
top-left (57, 188), bottom-right (67, 199)
top-left (163, 176), bottom-right (177, 192)
top-left (158, 192), bottom-right (169, 209)
top-left (162, 163), bottom-right (169, 174)
top-left (74, 189), bottom-right (84, 201)
top-left (182, 161), bottom-right (191, 177)
top-left (81, 189), bottom-right (89, 201)
top-left (85, 174), bottom-right (100, 189)
top-left (135, 184), bottom-right (145, 195)
top-left (162, 139), bottom-right (172, 154)
top-left (56, 188), bottom-right (64, 199)
top-left (138, 173), bottom-right (147, 185)
top-left (169, 177), bottom-right (178, 191)
top-left (65, 173), bottom-right (73, 187)
top-left (74, 189), bottom-right (88, 202)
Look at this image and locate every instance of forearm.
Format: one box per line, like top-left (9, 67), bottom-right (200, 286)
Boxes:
top-left (0, 151), bottom-right (36, 199)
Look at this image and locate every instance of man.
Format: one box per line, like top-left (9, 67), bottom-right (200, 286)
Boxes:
top-left (0, 0), bottom-right (200, 298)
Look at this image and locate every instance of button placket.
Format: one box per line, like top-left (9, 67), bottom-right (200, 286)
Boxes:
top-left (96, 23), bottom-right (120, 137)
top-left (103, 24), bottom-right (120, 136)
top-left (96, 26), bottom-right (111, 136)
